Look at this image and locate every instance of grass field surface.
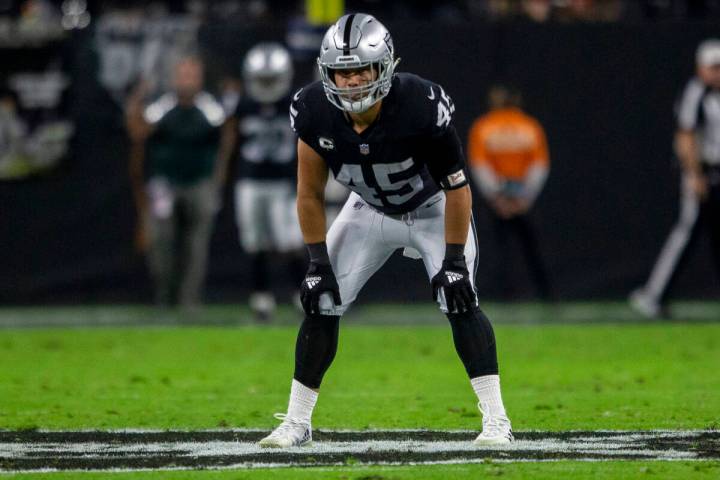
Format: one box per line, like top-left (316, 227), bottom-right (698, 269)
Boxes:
top-left (3, 462), bottom-right (720, 480)
top-left (0, 303), bottom-right (718, 478)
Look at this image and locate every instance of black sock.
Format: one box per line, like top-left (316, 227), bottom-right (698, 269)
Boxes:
top-left (293, 314), bottom-right (340, 388)
top-left (447, 308), bottom-right (499, 378)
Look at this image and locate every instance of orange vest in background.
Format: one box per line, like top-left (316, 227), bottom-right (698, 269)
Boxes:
top-left (467, 107), bottom-right (549, 180)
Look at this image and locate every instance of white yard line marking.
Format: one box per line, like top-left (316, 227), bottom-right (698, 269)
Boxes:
top-left (0, 430), bottom-right (717, 473)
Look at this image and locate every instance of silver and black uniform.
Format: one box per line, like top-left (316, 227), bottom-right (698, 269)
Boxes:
top-left (291, 73), bottom-right (477, 315)
top-left (640, 77), bottom-right (720, 303)
top-left (233, 96), bottom-right (302, 254)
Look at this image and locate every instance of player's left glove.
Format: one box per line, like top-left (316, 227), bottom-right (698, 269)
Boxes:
top-left (431, 244), bottom-right (476, 314)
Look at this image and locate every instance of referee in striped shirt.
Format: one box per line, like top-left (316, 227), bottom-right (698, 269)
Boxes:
top-left (630, 39), bottom-right (720, 318)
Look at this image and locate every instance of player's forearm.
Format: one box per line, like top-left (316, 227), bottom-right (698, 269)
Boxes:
top-left (675, 130), bottom-right (702, 175)
top-left (297, 192), bottom-right (327, 244)
top-left (444, 185), bottom-right (472, 246)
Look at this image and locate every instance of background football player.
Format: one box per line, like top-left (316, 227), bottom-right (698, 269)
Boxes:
top-left (229, 43), bottom-right (306, 321)
top-left (259, 13), bottom-right (513, 448)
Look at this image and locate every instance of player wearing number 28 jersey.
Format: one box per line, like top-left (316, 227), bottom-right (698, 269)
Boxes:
top-left (258, 13), bottom-right (513, 448)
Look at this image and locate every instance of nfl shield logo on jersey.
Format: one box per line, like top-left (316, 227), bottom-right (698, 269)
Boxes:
top-left (359, 143), bottom-right (370, 155)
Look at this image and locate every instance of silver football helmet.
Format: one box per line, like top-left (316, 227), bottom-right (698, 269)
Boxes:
top-left (317, 13), bottom-right (399, 114)
top-left (243, 42), bottom-right (294, 104)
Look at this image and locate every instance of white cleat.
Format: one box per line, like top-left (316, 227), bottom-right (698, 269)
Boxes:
top-left (258, 413), bottom-right (312, 448)
top-left (473, 404), bottom-right (513, 446)
top-left (629, 288), bottom-right (663, 319)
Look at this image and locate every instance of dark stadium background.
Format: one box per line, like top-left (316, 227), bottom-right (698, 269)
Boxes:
top-left (1, 0), bottom-right (719, 304)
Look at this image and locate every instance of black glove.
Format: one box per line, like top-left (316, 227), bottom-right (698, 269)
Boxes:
top-left (301, 262), bottom-right (342, 315)
top-left (431, 248), bottom-right (476, 314)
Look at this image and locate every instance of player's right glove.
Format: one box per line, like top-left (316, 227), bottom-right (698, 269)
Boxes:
top-left (431, 244), bottom-right (476, 314)
top-left (300, 242), bottom-right (342, 315)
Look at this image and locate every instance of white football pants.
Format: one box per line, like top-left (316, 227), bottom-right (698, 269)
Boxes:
top-left (318, 191), bottom-right (479, 315)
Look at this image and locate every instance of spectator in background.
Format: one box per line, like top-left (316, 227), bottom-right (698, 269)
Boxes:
top-left (478, 0), bottom-right (623, 22)
top-left (126, 56), bottom-right (234, 311)
top-left (522, 0), bottom-right (553, 22)
top-left (227, 43), bottom-right (305, 321)
top-left (630, 39), bottom-right (720, 318)
top-left (468, 85), bottom-right (552, 300)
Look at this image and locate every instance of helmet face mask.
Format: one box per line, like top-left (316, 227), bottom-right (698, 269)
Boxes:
top-left (243, 43), bottom-right (293, 104)
top-left (317, 14), bottom-right (398, 114)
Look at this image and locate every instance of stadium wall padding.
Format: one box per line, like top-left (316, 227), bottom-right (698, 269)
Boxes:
top-left (2, 21), bottom-right (719, 303)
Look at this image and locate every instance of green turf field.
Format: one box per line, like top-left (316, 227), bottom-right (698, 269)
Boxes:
top-left (0, 302), bottom-right (719, 478)
top-left (3, 462), bottom-right (720, 480)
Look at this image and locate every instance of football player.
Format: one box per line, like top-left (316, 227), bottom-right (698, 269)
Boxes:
top-left (259, 14), bottom-right (513, 447)
top-left (230, 43), bottom-right (305, 321)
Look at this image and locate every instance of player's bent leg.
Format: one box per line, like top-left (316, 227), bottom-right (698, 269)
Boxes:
top-left (294, 314), bottom-right (340, 389)
top-left (449, 311), bottom-right (512, 447)
top-left (259, 314), bottom-right (339, 448)
top-left (412, 206), bottom-right (511, 444)
top-left (446, 307), bottom-right (512, 445)
top-left (261, 194), bottom-right (391, 447)
top-left (447, 308), bottom-right (498, 378)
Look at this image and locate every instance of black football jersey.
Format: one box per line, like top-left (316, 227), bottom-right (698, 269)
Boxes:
top-left (234, 97), bottom-right (296, 180)
top-left (290, 72), bottom-right (468, 215)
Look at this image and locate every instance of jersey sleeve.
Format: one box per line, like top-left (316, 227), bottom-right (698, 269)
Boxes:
top-left (424, 123), bottom-right (468, 190)
top-left (676, 78), bottom-right (706, 131)
top-left (426, 82), bottom-right (456, 137)
top-left (289, 87), bottom-right (314, 144)
top-left (421, 82), bottom-right (468, 190)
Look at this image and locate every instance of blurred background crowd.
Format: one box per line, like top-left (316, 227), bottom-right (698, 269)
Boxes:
top-left (1, 0), bottom-right (719, 315)
top-left (6, 0), bottom-right (720, 26)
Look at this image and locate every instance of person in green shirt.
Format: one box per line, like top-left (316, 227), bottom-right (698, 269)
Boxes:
top-left (126, 56), bottom-right (234, 310)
